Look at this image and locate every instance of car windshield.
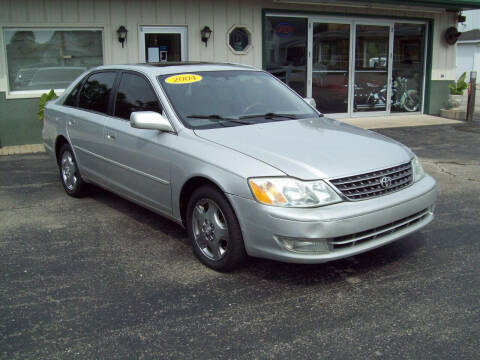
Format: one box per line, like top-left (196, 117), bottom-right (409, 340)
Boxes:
top-left (158, 70), bottom-right (319, 129)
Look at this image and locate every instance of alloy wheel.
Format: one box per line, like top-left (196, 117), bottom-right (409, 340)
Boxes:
top-left (192, 198), bottom-right (229, 261)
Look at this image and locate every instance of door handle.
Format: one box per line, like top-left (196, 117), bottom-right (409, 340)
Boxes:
top-left (106, 133), bottom-right (116, 140)
top-left (67, 119), bottom-right (75, 126)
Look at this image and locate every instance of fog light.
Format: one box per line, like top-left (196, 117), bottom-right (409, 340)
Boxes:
top-left (275, 236), bottom-right (329, 253)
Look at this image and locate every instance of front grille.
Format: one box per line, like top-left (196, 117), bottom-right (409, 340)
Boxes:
top-left (330, 208), bottom-right (430, 250)
top-left (330, 162), bottom-right (412, 201)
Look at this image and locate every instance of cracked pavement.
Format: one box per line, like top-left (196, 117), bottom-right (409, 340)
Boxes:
top-left (1, 123), bottom-right (479, 359)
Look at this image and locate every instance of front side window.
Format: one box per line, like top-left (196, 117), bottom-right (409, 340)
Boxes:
top-left (3, 28), bottom-right (103, 92)
top-left (78, 72), bottom-right (116, 114)
top-left (114, 73), bottom-right (162, 120)
top-left (159, 70), bottom-right (318, 129)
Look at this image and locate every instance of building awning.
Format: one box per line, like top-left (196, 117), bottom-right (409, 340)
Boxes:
top-left (458, 29), bottom-right (480, 43)
top-left (274, 0), bottom-right (480, 11)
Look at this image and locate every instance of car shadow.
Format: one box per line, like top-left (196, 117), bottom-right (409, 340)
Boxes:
top-left (236, 233), bottom-right (426, 286)
top-left (86, 185), bottom-right (426, 285)
top-left (88, 185), bottom-right (188, 244)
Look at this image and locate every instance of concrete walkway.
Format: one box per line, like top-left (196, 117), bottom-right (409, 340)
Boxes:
top-left (340, 114), bottom-right (462, 129)
top-left (0, 114), bottom-right (465, 156)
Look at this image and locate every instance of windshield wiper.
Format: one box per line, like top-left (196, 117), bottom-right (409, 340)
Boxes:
top-left (238, 112), bottom-right (298, 120)
top-left (186, 114), bottom-right (251, 126)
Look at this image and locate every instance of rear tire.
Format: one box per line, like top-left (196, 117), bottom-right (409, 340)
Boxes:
top-left (186, 185), bottom-right (247, 271)
top-left (58, 144), bottom-right (89, 197)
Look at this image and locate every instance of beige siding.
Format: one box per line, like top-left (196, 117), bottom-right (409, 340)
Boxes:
top-left (0, 0), bottom-right (458, 94)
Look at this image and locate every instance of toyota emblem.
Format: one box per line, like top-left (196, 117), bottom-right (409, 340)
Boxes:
top-left (379, 176), bottom-right (392, 189)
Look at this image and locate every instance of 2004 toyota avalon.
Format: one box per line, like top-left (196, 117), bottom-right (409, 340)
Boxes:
top-left (43, 63), bottom-right (437, 271)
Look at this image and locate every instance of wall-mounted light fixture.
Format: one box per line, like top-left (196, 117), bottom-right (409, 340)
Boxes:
top-left (445, 26), bottom-right (461, 45)
top-left (117, 25), bottom-right (128, 48)
top-left (201, 26), bottom-right (212, 47)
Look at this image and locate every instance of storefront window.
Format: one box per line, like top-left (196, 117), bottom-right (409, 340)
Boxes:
top-left (353, 25), bottom-right (390, 113)
top-left (4, 29), bottom-right (103, 92)
top-left (264, 17), bottom-right (307, 97)
top-left (312, 23), bottom-right (350, 113)
top-left (391, 23), bottom-right (426, 112)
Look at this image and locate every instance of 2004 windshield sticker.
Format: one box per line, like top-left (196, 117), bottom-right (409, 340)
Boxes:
top-left (165, 74), bottom-right (202, 84)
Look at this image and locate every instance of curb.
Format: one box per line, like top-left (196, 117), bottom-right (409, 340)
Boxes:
top-left (0, 144), bottom-right (46, 156)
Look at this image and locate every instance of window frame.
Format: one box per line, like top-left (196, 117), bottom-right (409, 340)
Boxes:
top-left (111, 70), bottom-right (164, 122)
top-left (1, 26), bottom-right (105, 99)
top-left (227, 25), bottom-right (253, 55)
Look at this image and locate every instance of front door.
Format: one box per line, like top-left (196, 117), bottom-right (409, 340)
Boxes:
top-left (139, 26), bottom-right (187, 63)
top-left (103, 71), bottom-right (173, 214)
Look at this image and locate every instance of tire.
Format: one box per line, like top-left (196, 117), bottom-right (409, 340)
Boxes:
top-left (58, 144), bottom-right (89, 197)
top-left (402, 89), bottom-right (420, 112)
top-left (186, 185), bottom-right (247, 271)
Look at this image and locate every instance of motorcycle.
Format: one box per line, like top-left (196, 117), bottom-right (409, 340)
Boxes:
top-left (353, 76), bottom-right (420, 112)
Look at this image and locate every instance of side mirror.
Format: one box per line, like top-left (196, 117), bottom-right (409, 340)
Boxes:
top-left (303, 97), bottom-right (317, 109)
top-left (130, 111), bottom-right (174, 132)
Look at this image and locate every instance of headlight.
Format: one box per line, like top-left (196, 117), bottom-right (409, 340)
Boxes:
top-left (248, 177), bottom-right (342, 207)
top-left (411, 155), bottom-right (425, 182)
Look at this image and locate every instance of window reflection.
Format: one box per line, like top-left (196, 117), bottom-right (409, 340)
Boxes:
top-left (354, 25), bottom-right (389, 112)
top-left (265, 17), bottom-right (307, 97)
top-left (4, 29), bottom-right (103, 92)
top-left (391, 24), bottom-right (425, 112)
top-left (312, 23), bottom-right (350, 113)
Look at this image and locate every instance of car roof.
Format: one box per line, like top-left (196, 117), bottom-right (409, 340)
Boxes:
top-left (93, 62), bottom-right (259, 76)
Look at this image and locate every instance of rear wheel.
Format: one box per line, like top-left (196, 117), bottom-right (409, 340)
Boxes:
top-left (58, 144), bottom-right (89, 197)
top-left (186, 185), bottom-right (247, 271)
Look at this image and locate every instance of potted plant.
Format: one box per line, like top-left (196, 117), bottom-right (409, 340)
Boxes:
top-left (448, 72), bottom-right (468, 109)
top-left (37, 89), bottom-right (58, 123)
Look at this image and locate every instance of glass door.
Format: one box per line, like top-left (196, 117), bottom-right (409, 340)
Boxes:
top-left (310, 22), bottom-right (350, 115)
top-left (139, 26), bottom-right (187, 63)
top-left (391, 23), bottom-right (426, 113)
top-left (352, 24), bottom-right (391, 115)
top-left (264, 17), bottom-right (308, 97)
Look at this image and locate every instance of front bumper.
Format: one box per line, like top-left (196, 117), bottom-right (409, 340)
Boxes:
top-left (227, 174), bottom-right (437, 264)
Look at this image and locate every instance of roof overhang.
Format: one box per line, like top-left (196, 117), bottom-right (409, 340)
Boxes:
top-left (274, 0), bottom-right (480, 12)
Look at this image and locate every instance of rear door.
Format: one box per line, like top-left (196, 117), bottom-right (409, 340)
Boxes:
top-left (66, 71), bottom-right (118, 183)
top-left (103, 71), bottom-right (173, 214)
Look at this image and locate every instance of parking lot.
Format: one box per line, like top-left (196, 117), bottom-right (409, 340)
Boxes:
top-left (1, 123), bottom-right (479, 359)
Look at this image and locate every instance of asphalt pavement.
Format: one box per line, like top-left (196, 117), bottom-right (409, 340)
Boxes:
top-left (1, 123), bottom-right (479, 359)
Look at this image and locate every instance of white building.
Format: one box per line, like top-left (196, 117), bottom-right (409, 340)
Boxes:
top-left (1, 0), bottom-right (480, 146)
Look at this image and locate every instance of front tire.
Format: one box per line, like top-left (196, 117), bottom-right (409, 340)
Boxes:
top-left (58, 144), bottom-right (89, 197)
top-left (186, 185), bottom-right (247, 271)
top-left (402, 89), bottom-right (420, 112)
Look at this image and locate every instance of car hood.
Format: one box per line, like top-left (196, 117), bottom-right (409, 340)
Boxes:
top-left (193, 117), bottom-right (412, 180)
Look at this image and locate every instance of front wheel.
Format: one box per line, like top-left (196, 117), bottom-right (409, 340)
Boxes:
top-left (402, 89), bottom-right (420, 112)
top-left (186, 185), bottom-right (247, 271)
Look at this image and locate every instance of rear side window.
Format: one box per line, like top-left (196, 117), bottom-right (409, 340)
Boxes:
top-left (114, 72), bottom-right (162, 120)
top-left (63, 81), bottom-right (82, 107)
top-left (78, 72), bottom-right (117, 114)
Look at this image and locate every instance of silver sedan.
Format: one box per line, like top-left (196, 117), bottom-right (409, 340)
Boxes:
top-left (43, 63), bottom-right (437, 271)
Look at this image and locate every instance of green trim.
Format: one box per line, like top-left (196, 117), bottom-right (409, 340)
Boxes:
top-left (262, 9), bottom-right (266, 70)
top-left (0, 92), bottom-right (42, 147)
top-left (424, 20), bottom-right (435, 114)
top-left (263, 8), bottom-right (434, 23)
top-left (356, 0), bottom-right (480, 10)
